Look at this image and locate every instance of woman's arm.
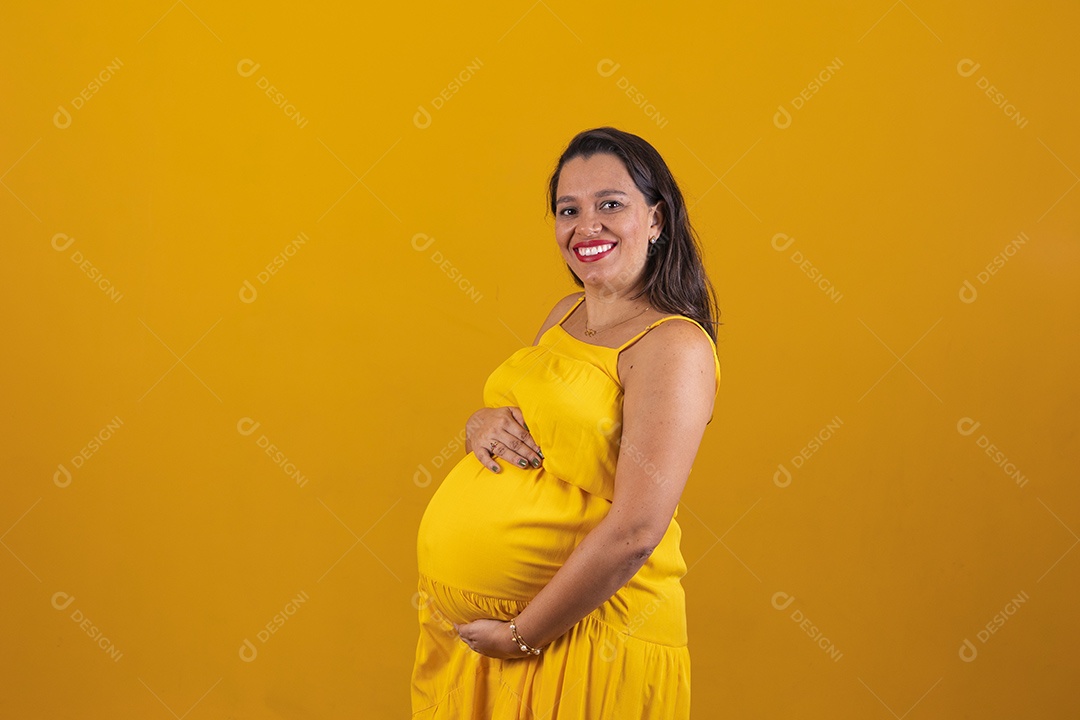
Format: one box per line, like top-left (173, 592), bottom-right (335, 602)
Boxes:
top-left (510, 319), bottom-right (718, 649)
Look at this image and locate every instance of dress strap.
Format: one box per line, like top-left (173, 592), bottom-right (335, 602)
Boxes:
top-left (616, 315), bottom-right (714, 353)
top-left (555, 293), bottom-right (586, 327)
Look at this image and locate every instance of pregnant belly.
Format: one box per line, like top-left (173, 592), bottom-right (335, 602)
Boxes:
top-left (417, 453), bottom-right (610, 602)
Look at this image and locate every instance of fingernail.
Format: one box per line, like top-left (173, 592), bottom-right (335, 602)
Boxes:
top-left (491, 464), bottom-right (500, 472)
top-left (518, 459), bottom-right (528, 468)
top-left (538, 450), bottom-right (545, 459)
top-left (531, 458), bottom-right (540, 468)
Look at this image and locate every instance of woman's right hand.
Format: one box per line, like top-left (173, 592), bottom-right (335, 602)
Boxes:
top-left (466, 407), bottom-right (543, 473)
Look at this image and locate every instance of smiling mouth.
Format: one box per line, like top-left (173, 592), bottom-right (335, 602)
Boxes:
top-left (577, 243), bottom-right (613, 257)
top-left (574, 242), bottom-right (615, 260)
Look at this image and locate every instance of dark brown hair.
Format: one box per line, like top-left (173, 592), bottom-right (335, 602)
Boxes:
top-left (546, 126), bottom-right (722, 342)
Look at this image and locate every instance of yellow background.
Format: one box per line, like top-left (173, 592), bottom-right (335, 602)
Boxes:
top-left (3, 1), bottom-right (1078, 717)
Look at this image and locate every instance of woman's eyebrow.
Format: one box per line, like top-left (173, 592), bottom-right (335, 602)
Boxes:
top-left (555, 189), bottom-right (628, 205)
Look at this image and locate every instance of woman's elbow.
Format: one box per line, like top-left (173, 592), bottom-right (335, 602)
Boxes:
top-left (611, 521), bottom-right (667, 561)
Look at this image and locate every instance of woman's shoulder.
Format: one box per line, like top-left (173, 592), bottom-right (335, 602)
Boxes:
top-left (648, 313), bottom-right (715, 347)
top-left (620, 314), bottom-right (719, 387)
top-left (633, 314), bottom-right (716, 357)
top-left (531, 292), bottom-right (584, 345)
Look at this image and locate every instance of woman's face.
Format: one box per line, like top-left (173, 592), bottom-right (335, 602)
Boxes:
top-left (554, 153), bottom-right (663, 297)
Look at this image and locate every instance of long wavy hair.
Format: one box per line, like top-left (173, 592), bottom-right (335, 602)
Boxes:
top-left (546, 126), bottom-right (722, 342)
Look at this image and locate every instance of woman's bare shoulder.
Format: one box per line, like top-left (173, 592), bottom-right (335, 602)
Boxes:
top-left (532, 292), bottom-right (585, 345)
top-left (620, 317), bottom-right (717, 388)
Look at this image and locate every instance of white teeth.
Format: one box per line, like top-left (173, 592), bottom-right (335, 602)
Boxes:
top-left (576, 243), bottom-right (613, 257)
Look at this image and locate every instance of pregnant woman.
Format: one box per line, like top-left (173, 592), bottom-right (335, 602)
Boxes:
top-left (411, 126), bottom-right (722, 719)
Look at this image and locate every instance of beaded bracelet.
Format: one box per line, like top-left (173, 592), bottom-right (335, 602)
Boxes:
top-left (509, 618), bottom-right (542, 655)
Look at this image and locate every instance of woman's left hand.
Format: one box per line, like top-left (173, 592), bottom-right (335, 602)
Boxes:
top-left (453, 618), bottom-right (530, 660)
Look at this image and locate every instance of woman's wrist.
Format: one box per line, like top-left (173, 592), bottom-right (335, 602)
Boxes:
top-left (508, 610), bottom-right (548, 653)
top-left (509, 618), bottom-right (543, 655)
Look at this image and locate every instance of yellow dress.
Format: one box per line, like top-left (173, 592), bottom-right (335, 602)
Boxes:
top-left (412, 295), bottom-right (721, 719)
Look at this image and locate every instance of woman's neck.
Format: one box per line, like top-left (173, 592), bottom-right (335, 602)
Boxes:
top-left (580, 286), bottom-right (651, 332)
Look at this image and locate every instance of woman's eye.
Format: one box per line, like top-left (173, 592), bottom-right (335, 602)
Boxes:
top-left (557, 201), bottom-right (619, 216)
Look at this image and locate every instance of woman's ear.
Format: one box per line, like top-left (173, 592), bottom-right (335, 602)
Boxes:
top-left (650, 200), bottom-right (666, 238)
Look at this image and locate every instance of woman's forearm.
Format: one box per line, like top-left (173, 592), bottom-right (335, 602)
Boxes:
top-left (511, 517), bottom-right (657, 650)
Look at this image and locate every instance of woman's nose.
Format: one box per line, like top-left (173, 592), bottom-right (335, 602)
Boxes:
top-left (577, 215), bottom-right (601, 237)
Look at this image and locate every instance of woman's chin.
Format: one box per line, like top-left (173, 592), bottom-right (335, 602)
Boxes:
top-left (573, 263), bottom-right (616, 286)
top-left (579, 269), bottom-right (642, 296)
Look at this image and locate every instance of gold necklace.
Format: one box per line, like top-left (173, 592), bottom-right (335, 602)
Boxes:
top-left (583, 301), bottom-right (652, 336)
